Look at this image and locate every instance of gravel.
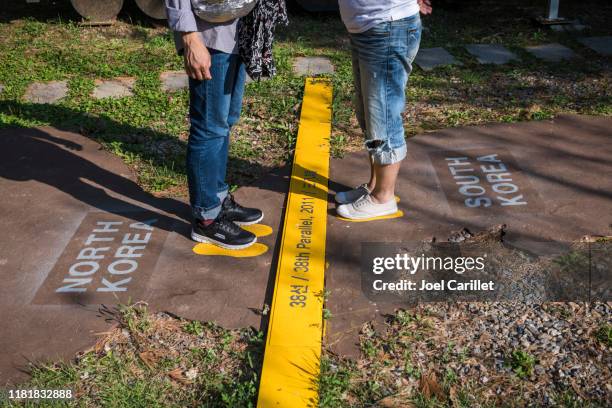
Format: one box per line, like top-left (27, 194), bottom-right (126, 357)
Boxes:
top-left (346, 301), bottom-right (611, 406)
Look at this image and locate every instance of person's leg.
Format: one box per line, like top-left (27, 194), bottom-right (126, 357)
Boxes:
top-left (370, 15), bottom-right (421, 204)
top-left (186, 49), bottom-right (257, 248)
top-left (206, 55), bottom-right (263, 226)
top-left (334, 45), bottom-right (375, 205)
top-left (337, 15), bottom-right (421, 219)
top-left (351, 43), bottom-right (377, 191)
top-left (216, 53), bottom-right (247, 201)
top-left (371, 162), bottom-right (401, 203)
top-left (186, 50), bottom-right (234, 221)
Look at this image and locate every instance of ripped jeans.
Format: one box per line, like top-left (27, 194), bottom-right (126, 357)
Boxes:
top-left (350, 13), bottom-right (421, 165)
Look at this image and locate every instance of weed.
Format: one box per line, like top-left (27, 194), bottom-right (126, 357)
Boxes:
top-left (594, 324), bottom-right (612, 348)
top-left (506, 349), bottom-right (536, 379)
top-left (318, 357), bottom-right (353, 408)
top-left (183, 320), bottom-right (204, 337)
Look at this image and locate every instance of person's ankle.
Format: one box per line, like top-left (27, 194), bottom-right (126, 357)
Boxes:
top-left (370, 191), bottom-right (394, 204)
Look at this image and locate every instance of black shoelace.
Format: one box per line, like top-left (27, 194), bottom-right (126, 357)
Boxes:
top-left (223, 193), bottom-right (241, 211)
top-left (216, 212), bottom-right (242, 235)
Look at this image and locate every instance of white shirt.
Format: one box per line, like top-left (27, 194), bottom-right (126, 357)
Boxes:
top-left (338, 0), bottom-right (420, 33)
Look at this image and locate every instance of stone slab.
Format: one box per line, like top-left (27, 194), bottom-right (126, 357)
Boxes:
top-left (23, 81), bottom-right (68, 104)
top-left (92, 77), bottom-right (135, 99)
top-left (0, 127), bottom-right (287, 385)
top-left (414, 47), bottom-right (461, 71)
top-left (465, 44), bottom-right (519, 64)
top-left (160, 70), bottom-right (188, 92)
top-left (325, 114), bottom-right (612, 357)
top-left (550, 21), bottom-right (588, 32)
top-left (292, 57), bottom-right (335, 76)
top-left (578, 36), bottom-right (612, 56)
top-left (525, 43), bottom-right (577, 61)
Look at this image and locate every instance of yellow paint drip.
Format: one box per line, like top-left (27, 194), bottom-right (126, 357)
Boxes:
top-left (257, 79), bottom-right (332, 408)
top-left (192, 242), bottom-right (268, 257)
top-left (242, 223), bottom-right (273, 237)
top-left (337, 210), bottom-right (404, 223)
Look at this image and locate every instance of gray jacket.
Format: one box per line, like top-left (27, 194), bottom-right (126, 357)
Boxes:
top-left (165, 0), bottom-right (238, 54)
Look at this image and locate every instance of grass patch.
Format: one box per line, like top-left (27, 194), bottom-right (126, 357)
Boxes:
top-left (5, 304), bottom-right (610, 407)
top-left (1, 0), bottom-right (610, 197)
top-left (3, 303), bottom-right (263, 408)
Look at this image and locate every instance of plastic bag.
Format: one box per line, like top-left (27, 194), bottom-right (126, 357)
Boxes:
top-left (191, 0), bottom-right (257, 23)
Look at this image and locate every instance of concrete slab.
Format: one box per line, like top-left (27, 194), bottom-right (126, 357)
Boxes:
top-left (92, 77), bottom-right (135, 99)
top-left (325, 114), bottom-right (612, 357)
top-left (2, 115), bottom-right (611, 383)
top-left (578, 36), bottom-right (612, 56)
top-left (525, 43), bottom-right (577, 62)
top-left (23, 81), bottom-right (68, 104)
top-left (550, 21), bottom-right (588, 32)
top-left (292, 57), bottom-right (335, 76)
top-left (465, 44), bottom-right (519, 65)
top-left (160, 70), bottom-right (188, 92)
top-left (0, 127), bottom-right (287, 385)
top-left (414, 47), bottom-right (461, 71)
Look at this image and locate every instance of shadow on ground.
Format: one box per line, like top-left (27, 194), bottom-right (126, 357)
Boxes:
top-left (0, 99), bottom-right (298, 233)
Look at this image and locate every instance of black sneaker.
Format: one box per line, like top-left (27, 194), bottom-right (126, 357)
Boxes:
top-left (221, 194), bottom-right (264, 225)
top-left (191, 213), bottom-right (257, 250)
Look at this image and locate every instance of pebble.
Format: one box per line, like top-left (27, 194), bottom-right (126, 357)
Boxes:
top-left (401, 302), bottom-right (611, 404)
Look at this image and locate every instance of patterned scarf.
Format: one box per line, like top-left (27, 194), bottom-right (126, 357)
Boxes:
top-left (238, 0), bottom-right (289, 80)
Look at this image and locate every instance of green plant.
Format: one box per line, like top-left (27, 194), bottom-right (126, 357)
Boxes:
top-left (183, 320), bottom-right (204, 337)
top-left (594, 324), bottom-right (612, 347)
top-left (318, 357), bottom-right (353, 408)
top-left (506, 350), bottom-right (536, 379)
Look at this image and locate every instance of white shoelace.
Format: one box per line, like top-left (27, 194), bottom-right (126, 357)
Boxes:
top-left (353, 195), bottom-right (371, 208)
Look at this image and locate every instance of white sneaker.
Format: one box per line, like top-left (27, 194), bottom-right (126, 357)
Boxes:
top-left (336, 194), bottom-right (398, 220)
top-left (335, 183), bottom-right (370, 204)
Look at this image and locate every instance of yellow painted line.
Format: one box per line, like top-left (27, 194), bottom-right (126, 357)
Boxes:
top-left (257, 78), bottom-right (332, 408)
top-left (193, 242), bottom-right (269, 257)
top-left (336, 210), bottom-right (404, 223)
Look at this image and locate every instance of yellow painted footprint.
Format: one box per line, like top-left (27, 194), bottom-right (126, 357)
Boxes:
top-left (242, 223), bottom-right (273, 237)
top-left (192, 224), bottom-right (273, 258)
top-left (193, 242), bottom-right (269, 257)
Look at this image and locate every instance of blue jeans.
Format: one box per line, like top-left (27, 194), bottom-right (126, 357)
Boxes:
top-left (187, 49), bottom-right (246, 220)
top-left (350, 14), bottom-right (422, 165)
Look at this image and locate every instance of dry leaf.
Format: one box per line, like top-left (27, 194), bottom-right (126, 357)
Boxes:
top-left (449, 386), bottom-right (460, 408)
top-left (167, 367), bottom-right (193, 385)
top-left (419, 371), bottom-right (444, 400)
top-left (377, 395), bottom-right (416, 408)
top-left (139, 350), bottom-right (160, 369)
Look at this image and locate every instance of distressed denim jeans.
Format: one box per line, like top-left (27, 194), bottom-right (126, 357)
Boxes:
top-left (187, 49), bottom-right (246, 220)
top-left (350, 13), bottom-right (422, 165)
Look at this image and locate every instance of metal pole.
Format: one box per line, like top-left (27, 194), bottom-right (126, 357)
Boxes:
top-left (548, 0), bottom-right (560, 20)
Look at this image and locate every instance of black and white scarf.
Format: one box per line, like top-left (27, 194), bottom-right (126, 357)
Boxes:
top-left (238, 0), bottom-right (289, 80)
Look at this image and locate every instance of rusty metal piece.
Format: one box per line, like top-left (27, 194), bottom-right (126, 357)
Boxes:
top-left (134, 0), bottom-right (167, 20)
top-left (70, 0), bottom-right (124, 23)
